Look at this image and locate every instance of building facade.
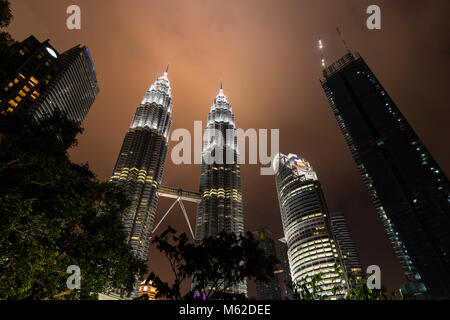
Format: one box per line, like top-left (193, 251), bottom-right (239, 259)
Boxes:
top-left (254, 228), bottom-right (282, 300)
top-left (138, 280), bottom-right (158, 300)
top-left (278, 238), bottom-right (295, 299)
top-left (110, 70), bottom-right (172, 261)
top-left (321, 52), bottom-right (450, 299)
top-left (275, 153), bottom-right (345, 298)
top-left (330, 212), bottom-right (363, 285)
top-left (1, 35), bottom-right (98, 124)
top-left (194, 85), bottom-right (246, 295)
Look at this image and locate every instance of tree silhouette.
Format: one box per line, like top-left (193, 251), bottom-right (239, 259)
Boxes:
top-left (0, 0), bottom-right (15, 83)
top-left (145, 226), bottom-right (279, 300)
top-left (0, 111), bottom-right (147, 299)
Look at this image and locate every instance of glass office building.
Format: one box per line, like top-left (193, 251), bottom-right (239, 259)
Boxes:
top-left (321, 52), bottom-right (450, 299)
top-left (275, 153), bottom-right (345, 298)
top-left (330, 212), bottom-right (363, 285)
top-left (1, 35), bottom-right (98, 124)
top-left (254, 228), bottom-right (282, 300)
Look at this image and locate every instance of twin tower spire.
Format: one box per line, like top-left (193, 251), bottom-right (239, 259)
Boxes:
top-left (149, 65), bottom-right (245, 295)
top-left (159, 64), bottom-right (225, 96)
top-left (112, 66), bottom-right (243, 281)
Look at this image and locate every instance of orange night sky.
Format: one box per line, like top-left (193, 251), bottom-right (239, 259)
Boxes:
top-left (7, 0), bottom-right (450, 296)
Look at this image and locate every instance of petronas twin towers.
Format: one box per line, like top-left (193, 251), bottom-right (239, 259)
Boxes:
top-left (110, 70), bottom-right (244, 287)
top-left (195, 85), bottom-right (244, 241)
top-left (110, 70), bottom-right (173, 260)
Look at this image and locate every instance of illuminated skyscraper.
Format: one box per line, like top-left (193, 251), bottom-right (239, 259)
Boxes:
top-left (330, 212), bottom-right (363, 284)
top-left (321, 52), bottom-right (450, 299)
top-left (110, 69), bottom-right (172, 261)
top-left (275, 153), bottom-right (344, 298)
top-left (0, 35), bottom-right (98, 123)
top-left (194, 84), bottom-right (246, 295)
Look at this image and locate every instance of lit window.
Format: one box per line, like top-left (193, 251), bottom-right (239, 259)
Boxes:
top-left (23, 86), bottom-right (30, 92)
top-left (8, 100), bottom-right (18, 107)
top-left (8, 82), bottom-right (13, 87)
top-left (15, 96), bottom-right (22, 103)
top-left (32, 91), bottom-right (40, 97)
top-left (13, 78), bottom-right (19, 84)
top-left (30, 76), bottom-right (39, 84)
top-left (18, 90), bottom-right (26, 97)
top-left (18, 73), bottom-right (25, 79)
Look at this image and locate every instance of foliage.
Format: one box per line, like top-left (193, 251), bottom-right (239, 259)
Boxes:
top-left (292, 274), bottom-right (330, 300)
top-left (0, 111), bottom-right (147, 299)
top-left (0, 0), bottom-right (12, 28)
top-left (0, 0), bottom-right (16, 86)
top-left (145, 226), bottom-right (279, 300)
top-left (287, 263), bottom-right (395, 300)
top-left (331, 264), bottom-right (393, 300)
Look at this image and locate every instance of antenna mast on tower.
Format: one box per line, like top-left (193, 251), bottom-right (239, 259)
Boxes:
top-left (318, 37), bottom-right (326, 69)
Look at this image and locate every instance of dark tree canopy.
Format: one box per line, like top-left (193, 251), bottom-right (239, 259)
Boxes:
top-left (0, 0), bottom-right (12, 28)
top-left (0, 0), bottom-right (15, 86)
top-left (286, 264), bottom-right (394, 300)
top-left (146, 226), bottom-right (279, 300)
top-left (0, 111), bottom-right (147, 299)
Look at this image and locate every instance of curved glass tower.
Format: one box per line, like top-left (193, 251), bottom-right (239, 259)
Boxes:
top-left (194, 85), bottom-right (246, 295)
top-left (110, 70), bottom-right (172, 261)
top-left (275, 153), bottom-right (344, 298)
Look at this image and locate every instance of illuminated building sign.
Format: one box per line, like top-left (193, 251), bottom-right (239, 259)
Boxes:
top-left (294, 158), bottom-right (307, 167)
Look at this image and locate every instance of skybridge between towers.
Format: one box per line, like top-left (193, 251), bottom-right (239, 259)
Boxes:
top-left (153, 185), bottom-right (201, 239)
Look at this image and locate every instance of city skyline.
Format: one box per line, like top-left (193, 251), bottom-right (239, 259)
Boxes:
top-left (6, 0), bottom-right (450, 297)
